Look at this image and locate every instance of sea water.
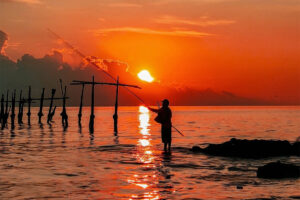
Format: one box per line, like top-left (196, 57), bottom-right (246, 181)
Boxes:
top-left (0, 106), bottom-right (299, 199)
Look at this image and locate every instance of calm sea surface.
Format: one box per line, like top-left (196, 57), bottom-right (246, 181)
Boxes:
top-left (0, 106), bottom-right (299, 199)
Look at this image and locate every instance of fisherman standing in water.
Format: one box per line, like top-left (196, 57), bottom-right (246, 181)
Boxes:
top-left (148, 99), bottom-right (172, 152)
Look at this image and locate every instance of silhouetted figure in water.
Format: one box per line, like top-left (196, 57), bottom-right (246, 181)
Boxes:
top-left (148, 99), bottom-right (172, 152)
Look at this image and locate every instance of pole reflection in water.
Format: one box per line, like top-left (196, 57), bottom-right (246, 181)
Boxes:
top-left (127, 106), bottom-right (160, 200)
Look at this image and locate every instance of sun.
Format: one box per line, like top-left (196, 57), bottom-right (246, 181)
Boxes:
top-left (137, 70), bottom-right (154, 83)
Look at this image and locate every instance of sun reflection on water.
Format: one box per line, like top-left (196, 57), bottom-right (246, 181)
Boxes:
top-left (127, 106), bottom-right (160, 200)
top-left (139, 139), bottom-right (150, 147)
top-left (139, 105), bottom-right (149, 113)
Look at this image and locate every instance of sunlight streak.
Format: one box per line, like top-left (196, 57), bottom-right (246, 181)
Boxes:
top-left (139, 139), bottom-right (150, 147)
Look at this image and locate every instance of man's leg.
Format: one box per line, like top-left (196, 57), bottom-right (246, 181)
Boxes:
top-left (164, 143), bottom-right (167, 151)
top-left (168, 141), bottom-right (171, 152)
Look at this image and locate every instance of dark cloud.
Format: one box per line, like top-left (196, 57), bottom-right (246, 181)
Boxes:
top-left (0, 30), bottom-right (8, 55)
top-left (0, 50), bottom-right (274, 106)
top-left (0, 50), bottom-right (141, 106)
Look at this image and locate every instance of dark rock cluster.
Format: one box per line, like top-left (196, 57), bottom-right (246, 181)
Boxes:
top-left (257, 161), bottom-right (300, 179)
top-left (192, 138), bottom-right (299, 158)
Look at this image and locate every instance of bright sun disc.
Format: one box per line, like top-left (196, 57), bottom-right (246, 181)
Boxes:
top-left (138, 70), bottom-right (154, 83)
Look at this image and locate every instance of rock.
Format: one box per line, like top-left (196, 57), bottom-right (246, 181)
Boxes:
top-left (236, 185), bottom-right (243, 189)
top-left (192, 138), bottom-right (298, 158)
top-left (257, 161), bottom-right (300, 179)
top-left (191, 146), bottom-right (202, 153)
top-left (292, 142), bottom-right (300, 156)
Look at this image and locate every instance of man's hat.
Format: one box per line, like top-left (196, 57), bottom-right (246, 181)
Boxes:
top-left (162, 99), bottom-right (169, 104)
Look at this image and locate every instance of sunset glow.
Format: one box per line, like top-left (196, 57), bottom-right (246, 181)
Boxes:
top-left (0, 1), bottom-right (299, 200)
top-left (138, 70), bottom-right (154, 83)
top-left (1, 0), bottom-right (299, 104)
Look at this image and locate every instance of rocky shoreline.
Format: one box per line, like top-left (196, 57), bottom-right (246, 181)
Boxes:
top-left (192, 138), bottom-right (300, 158)
top-left (191, 138), bottom-right (300, 179)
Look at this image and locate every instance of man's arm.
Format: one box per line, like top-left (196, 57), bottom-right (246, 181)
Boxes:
top-left (147, 107), bottom-right (159, 113)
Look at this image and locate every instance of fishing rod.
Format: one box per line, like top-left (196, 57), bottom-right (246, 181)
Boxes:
top-left (48, 29), bottom-right (146, 104)
top-left (47, 29), bottom-right (184, 137)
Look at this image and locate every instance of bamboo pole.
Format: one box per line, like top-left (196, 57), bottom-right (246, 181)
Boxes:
top-left (0, 94), bottom-right (4, 124)
top-left (18, 90), bottom-right (23, 124)
top-left (5, 90), bottom-right (8, 116)
top-left (113, 76), bottom-right (119, 133)
top-left (38, 88), bottom-right (45, 123)
top-left (47, 89), bottom-right (56, 124)
top-left (10, 90), bottom-right (16, 129)
top-left (78, 83), bottom-right (85, 126)
top-left (1, 91), bottom-right (9, 129)
top-left (89, 76), bottom-right (95, 133)
top-left (71, 76), bottom-right (140, 133)
top-left (71, 80), bottom-right (140, 89)
top-left (27, 86), bottom-right (31, 125)
top-left (60, 86), bottom-right (68, 127)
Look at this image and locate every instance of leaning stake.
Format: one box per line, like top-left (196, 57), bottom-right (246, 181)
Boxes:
top-left (78, 83), bottom-right (85, 126)
top-left (47, 89), bottom-right (56, 124)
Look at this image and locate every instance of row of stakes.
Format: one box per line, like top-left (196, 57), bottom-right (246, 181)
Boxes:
top-left (0, 76), bottom-right (140, 133)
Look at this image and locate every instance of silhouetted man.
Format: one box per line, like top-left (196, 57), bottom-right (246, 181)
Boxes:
top-left (148, 99), bottom-right (172, 152)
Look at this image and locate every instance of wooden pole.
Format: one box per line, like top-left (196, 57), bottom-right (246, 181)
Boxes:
top-left (47, 89), bottom-right (56, 124)
top-left (72, 80), bottom-right (140, 88)
top-left (59, 79), bottom-right (64, 96)
top-left (0, 94), bottom-right (3, 124)
top-left (38, 88), bottom-right (45, 123)
top-left (113, 76), bottom-right (119, 133)
top-left (51, 106), bottom-right (57, 119)
top-left (1, 91), bottom-right (9, 129)
top-left (27, 86), bottom-right (31, 125)
top-left (5, 90), bottom-right (8, 116)
top-left (59, 79), bottom-right (68, 126)
top-left (71, 77), bottom-right (140, 133)
top-left (18, 90), bottom-right (23, 124)
top-left (60, 86), bottom-right (68, 127)
top-left (78, 83), bottom-right (85, 125)
top-left (21, 98), bottom-right (25, 124)
top-left (10, 90), bottom-right (16, 129)
top-left (89, 76), bottom-right (95, 132)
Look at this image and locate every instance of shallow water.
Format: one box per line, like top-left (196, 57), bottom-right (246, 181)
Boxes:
top-left (0, 106), bottom-right (299, 199)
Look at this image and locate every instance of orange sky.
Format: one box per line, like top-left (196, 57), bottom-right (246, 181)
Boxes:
top-left (0, 0), bottom-right (299, 104)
